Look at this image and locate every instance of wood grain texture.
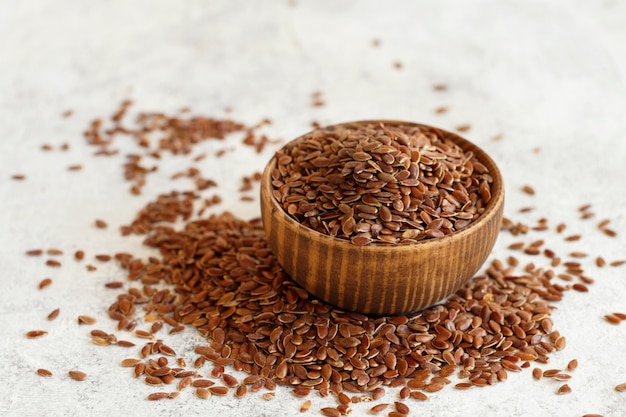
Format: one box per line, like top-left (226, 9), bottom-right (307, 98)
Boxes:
top-left (261, 121), bottom-right (504, 315)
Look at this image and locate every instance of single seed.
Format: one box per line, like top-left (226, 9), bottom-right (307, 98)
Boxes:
top-left (68, 370), bottom-right (87, 381)
top-left (26, 330), bottom-right (48, 338)
top-left (521, 185), bottom-right (535, 195)
top-left (46, 259), bottom-right (61, 267)
top-left (95, 219), bottom-right (108, 229)
top-left (147, 392), bottom-right (170, 401)
top-left (39, 278), bottom-right (53, 290)
top-left (532, 368), bottom-right (542, 380)
top-left (37, 368), bottom-right (53, 377)
top-left (121, 358), bottom-right (141, 367)
top-left (395, 401), bottom-right (410, 414)
top-left (615, 383), bottom-right (626, 392)
top-left (566, 359), bottom-right (578, 371)
top-left (78, 315), bottom-right (97, 325)
top-left (209, 386), bottom-right (229, 396)
top-left (370, 403), bottom-right (389, 414)
top-left (320, 408), bottom-right (341, 417)
top-left (47, 308), bottom-right (60, 321)
top-left (195, 388), bottom-right (210, 399)
top-left (300, 400), bottom-right (312, 412)
top-left (556, 384), bottom-right (571, 395)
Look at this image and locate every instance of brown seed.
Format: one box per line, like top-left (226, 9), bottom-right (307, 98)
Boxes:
top-left (39, 278), bottom-right (53, 290)
top-left (222, 374), bottom-right (238, 387)
top-left (370, 403), bottom-right (389, 414)
top-left (602, 228), bottom-right (617, 237)
top-left (147, 392), bottom-right (170, 401)
top-left (78, 315), bottom-right (97, 325)
top-left (195, 388), bottom-right (210, 399)
top-left (209, 386), bottom-right (229, 396)
top-left (543, 369), bottom-right (560, 378)
top-left (68, 370), bottom-right (87, 381)
top-left (26, 249), bottom-right (43, 256)
top-left (26, 330), bottom-right (48, 338)
top-left (564, 234), bottom-right (581, 241)
top-left (37, 368), bottom-right (53, 377)
top-left (532, 368), bottom-right (543, 380)
top-left (567, 359), bottom-right (578, 371)
top-left (300, 400), bottom-right (312, 412)
top-left (320, 408), bottom-right (341, 417)
top-left (556, 384), bottom-right (571, 395)
top-left (47, 308), bottom-right (60, 321)
top-left (46, 259), bottom-right (61, 267)
top-left (615, 383), bottom-right (626, 392)
top-left (395, 402), bottom-right (410, 414)
top-left (521, 185), bottom-right (535, 195)
top-left (610, 260), bottom-right (625, 267)
top-left (68, 164), bottom-right (83, 171)
top-left (95, 219), bottom-right (108, 229)
top-left (95, 254), bottom-right (112, 262)
top-left (235, 384), bottom-right (247, 398)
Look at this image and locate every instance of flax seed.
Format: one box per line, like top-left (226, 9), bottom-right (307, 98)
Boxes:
top-left (68, 370), bottom-right (87, 381)
top-left (556, 384), bottom-right (571, 394)
top-left (26, 330), bottom-right (48, 338)
top-left (37, 368), bottom-right (53, 377)
top-left (95, 219), bottom-right (108, 229)
top-left (39, 278), bottom-right (53, 289)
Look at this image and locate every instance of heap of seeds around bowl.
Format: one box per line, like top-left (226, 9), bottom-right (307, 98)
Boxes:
top-left (107, 197), bottom-right (572, 408)
top-left (270, 122), bottom-right (493, 245)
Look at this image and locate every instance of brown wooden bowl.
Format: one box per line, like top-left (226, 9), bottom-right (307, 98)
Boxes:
top-left (260, 121), bottom-right (504, 315)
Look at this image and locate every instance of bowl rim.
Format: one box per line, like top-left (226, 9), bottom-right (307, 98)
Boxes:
top-left (262, 119), bottom-right (504, 252)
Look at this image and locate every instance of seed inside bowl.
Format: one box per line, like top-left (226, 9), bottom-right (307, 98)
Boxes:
top-left (271, 122), bottom-right (493, 245)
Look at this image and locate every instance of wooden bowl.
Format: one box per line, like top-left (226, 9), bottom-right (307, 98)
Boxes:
top-left (260, 121), bottom-right (504, 315)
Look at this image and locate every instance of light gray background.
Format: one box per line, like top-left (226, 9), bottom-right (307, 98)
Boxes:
top-left (1, 1), bottom-right (625, 416)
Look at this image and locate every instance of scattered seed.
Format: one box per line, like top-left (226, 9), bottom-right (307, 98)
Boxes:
top-left (195, 388), bottom-right (210, 399)
top-left (78, 315), bottom-right (97, 325)
top-left (532, 368), bottom-right (543, 380)
top-left (95, 219), bottom-right (108, 229)
top-left (37, 368), bottom-right (53, 377)
top-left (615, 383), bottom-right (626, 392)
top-left (47, 308), bottom-right (60, 321)
top-left (521, 185), bottom-right (535, 195)
top-left (320, 408), bottom-right (341, 417)
top-left (46, 259), bottom-right (61, 267)
top-left (26, 330), bottom-right (48, 338)
top-left (567, 360), bottom-right (578, 371)
top-left (147, 392), bottom-right (170, 401)
top-left (68, 370), bottom-right (87, 381)
top-left (39, 278), bottom-right (53, 290)
top-left (556, 384), bottom-right (571, 395)
top-left (300, 400), bottom-right (312, 412)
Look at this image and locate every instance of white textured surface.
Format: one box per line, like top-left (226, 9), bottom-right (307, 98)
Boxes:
top-left (1, 1), bottom-right (626, 416)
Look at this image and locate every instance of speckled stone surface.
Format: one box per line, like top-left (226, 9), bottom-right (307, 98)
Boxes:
top-left (1, 1), bottom-right (625, 416)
